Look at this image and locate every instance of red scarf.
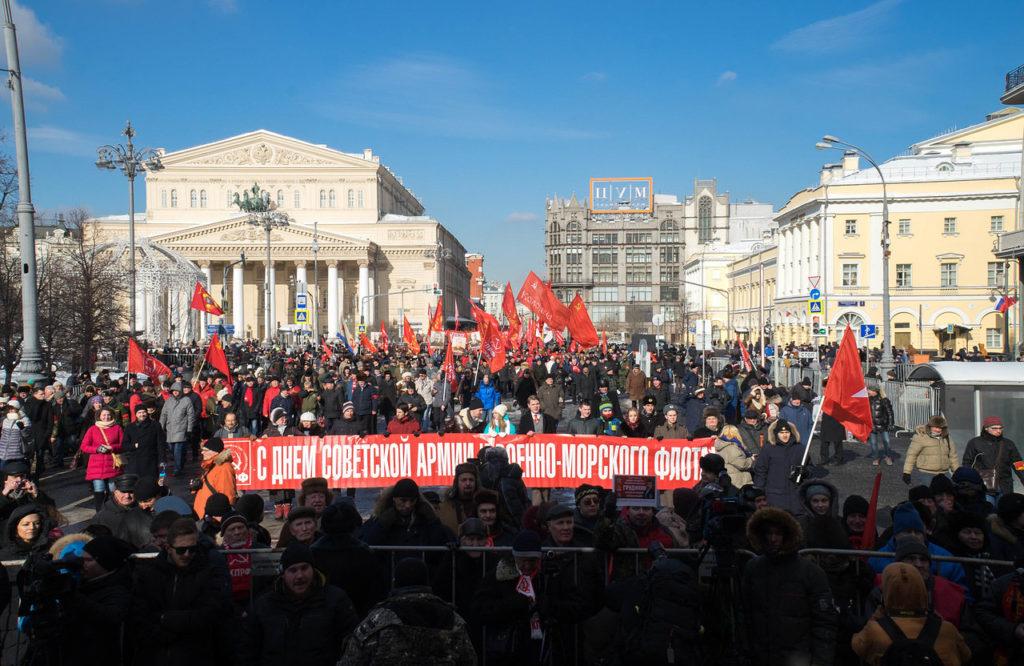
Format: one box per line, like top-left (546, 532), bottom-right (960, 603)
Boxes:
top-left (224, 538), bottom-right (253, 602)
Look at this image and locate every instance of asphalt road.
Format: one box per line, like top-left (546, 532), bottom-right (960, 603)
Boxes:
top-left (40, 399), bottom-right (914, 536)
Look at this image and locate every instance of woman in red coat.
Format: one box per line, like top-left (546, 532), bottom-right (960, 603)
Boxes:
top-left (79, 406), bottom-right (124, 512)
top-left (385, 403), bottom-right (421, 435)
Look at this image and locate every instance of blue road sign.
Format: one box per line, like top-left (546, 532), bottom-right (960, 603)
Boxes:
top-left (206, 324), bottom-right (235, 336)
top-left (809, 288), bottom-right (821, 300)
top-left (859, 324), bottom-right (876, 339)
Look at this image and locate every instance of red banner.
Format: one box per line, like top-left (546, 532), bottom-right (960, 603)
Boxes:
top-left (517, 271), bottom-right (569, 330)
top-left (127, 338), bottom-right (172, 379)
top-left (223, 434), bottom-right (715, 490)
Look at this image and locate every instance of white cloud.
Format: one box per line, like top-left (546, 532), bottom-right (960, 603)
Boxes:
top-left (314, 54), bottom-right (602, 141)
top-left (772, 0), bottom-right (902, 54)
top-left (716, 70), bottom-right (737, 86)
top-left (22, 76), bottom-right (64, 110)
top-left (3, 1), bottom-right (63, 69)
top-left (29, 126), bottom-right (100, 157)
top-left (581, 71), bottom-right (607, 83)
top-left (505, 211), bottom-right (539, 223)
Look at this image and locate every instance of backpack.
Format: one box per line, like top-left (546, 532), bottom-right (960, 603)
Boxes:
top-left (877, 613), bottom-right (943, 666)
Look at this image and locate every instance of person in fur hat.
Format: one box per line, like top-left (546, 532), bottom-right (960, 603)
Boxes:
top-left (742, 507), bottom-right (837, 666)
top-left (904, 415), bottom-right (960, 487)
top-left (752, 419), bottom-right (807, 516)
top-left (298, 477), bottom-right (331, 515)
top-left (437, 462), bottom-right (479, 536)
top-left (359, 478), bottom-right (454, 576)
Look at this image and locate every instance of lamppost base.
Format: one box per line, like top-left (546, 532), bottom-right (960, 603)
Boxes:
top-left (12, 357), bottom-right (47, 383)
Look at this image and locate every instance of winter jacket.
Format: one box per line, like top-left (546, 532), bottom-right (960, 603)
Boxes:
top-left (341, 586), bottom-right (477, 666)
top-left (311, 532), bottom-right (387, 617)
top-left (626, 369), bottom-right (647, 400)
top-left (976, 570), bottom-right (1024, 665)
top-left (159, 394), bottom-right (196, 443)
top-left (715, 435), bottom-right (755, 487)
top-left (192, 450), bottom-right (237, 519)
top-left (594, 509), bottom-right (678, 583)
top-left (962, 430), bottom-right (1024, 495)
top-left (869, 394), bottom-right (894, 432)
top-left (360, 486), bottom-right (455, 550)
top-left (122, 417), bottom-right (165, 480)
top-left (92, 498), bottom-right (152, 549)
top-left (868, 538), bottom-right (968, 589)
top-left (131, 548), bottom-right (231, 666)
top-left (386, 415), bottom-right (420, 435)
top-left (241, 574), bottom-right (359, 666)
top-left (320, 387), bottom-right (345, 419)
top-left (480, 447), bottom-right (531, 527)
top-left (79, 423), bottom-right (124, 481)
top-left (395, 392), bottom-right (427, 417)
top-left (743, 508), bottom-right (837, 666)
top-left (483, 416), bottom-right (516, 435)
top-left (0, 414), bottom-right (30, 462)
top-left (819, 412), bottom-right (845, 444)
top-left (738, 419), bottom-right (768, 451)
top-left (753, 421), bottom-right (806, 516)
top-left (536, 383), bottom-right (564, 420)
top-left (350, 383), bottom-right (377, 416)
top-left (779, 403), bottom-right (813, 447)
top-left (328, 416), bottom-right (366, 437)
top-left (474, 382), bottom-right (501, 410)
top-left (987, 513), bottom-right (1024, 565)
top-left (905, 425), bottom-right (960, 475)
top-left (57, 565), bottom-right (133, 666)
top-left (683, 397), bottom-right (709, 434)
top-left (567, 415), bottom-right (604, 436)
top-left (652, 420), bottom-right (690, 440)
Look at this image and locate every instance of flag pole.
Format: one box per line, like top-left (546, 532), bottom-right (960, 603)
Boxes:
top-left (794, 402), bottom-right (825, 484)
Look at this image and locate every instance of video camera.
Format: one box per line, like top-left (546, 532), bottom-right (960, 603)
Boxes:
top-left (17, 551), bottom-right (80, 623)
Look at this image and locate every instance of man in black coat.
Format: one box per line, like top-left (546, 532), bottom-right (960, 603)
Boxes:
top-left (50, 390), bottom-right (80, 469)
top-left (91, 473), bottom-right (153, 549)
top-left (752, 419), bottom-right (807, 517)
top-left (319, 376), bottom-right (344, 432)
top-left (517, 395), bottom-right (557, 435)
top-left (742, 507), bottom-right (837, 666)
top-left (311, 501), bottom-right (387, 617)
top-left (23, 385), bottom-right (53, 478)
top-left (123, 402), bottom-right (164, 480)
top-left (962, 415), bottom-right (1024, 496)
top-left (242, 542), bottom-right (359, 666)
top-left (360, 479), bottom-right (454, 577)
top-left (131, 518), bottom-right (231, 666)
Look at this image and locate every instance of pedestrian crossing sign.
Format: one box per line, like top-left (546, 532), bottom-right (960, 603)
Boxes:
top-left (294, 309), bottom-right (308, 323)
top-left (807, 299), bottom-right (823, 314)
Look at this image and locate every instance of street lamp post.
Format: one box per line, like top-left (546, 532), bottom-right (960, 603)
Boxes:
top-left (312, 221), bottom-right (319, 338)
top-left (221, 253), bottom-right (246, 334)
top-left (234, 184), bottom-right (290, 344)
top-left (96, 122), bottom-right (164, 336)
top-left (817, 136), bottom-right (893, 371)
top-left (430, 240), bottom-right (452, 325)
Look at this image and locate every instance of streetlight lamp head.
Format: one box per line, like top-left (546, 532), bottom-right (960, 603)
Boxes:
top-left (822, 134), bottom-right (841, 144)
top-left (814, 142), bottom-right (834, 151)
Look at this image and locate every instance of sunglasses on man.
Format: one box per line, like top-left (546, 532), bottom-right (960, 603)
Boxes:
top-left (172, 545), bottom-right (198, 555)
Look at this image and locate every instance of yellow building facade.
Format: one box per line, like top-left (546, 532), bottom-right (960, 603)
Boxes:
top-left (773, 109), bottom-right (1023, 354)
top-left (727, 244), bottom-right (777, 345)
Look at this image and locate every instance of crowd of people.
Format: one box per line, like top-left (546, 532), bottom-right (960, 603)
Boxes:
top-left (0, 337), bottom-right (1023, 665)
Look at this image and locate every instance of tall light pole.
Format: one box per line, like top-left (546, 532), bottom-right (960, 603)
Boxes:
top-left (312, 221), bottom-right (319, 338)
top-left (430, 240), bottom-right (452, 323)
top-left (3, 0), bottom-right (43, 380)
top-left (234, 184), bottom-right (289, 344)
top-left (817, 136), bottom-right (893, 370)
top-left (97, 122), bottom-right (164, 335)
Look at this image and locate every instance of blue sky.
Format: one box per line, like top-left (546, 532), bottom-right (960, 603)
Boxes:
top-left (10, 0), bottom-right (1024, 287)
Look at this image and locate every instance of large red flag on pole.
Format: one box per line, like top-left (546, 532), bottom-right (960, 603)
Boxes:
top-left (190, 282), bottom-right (224, 316)
top-left (822, 325), bottom-right (873, 442)
top-left (428, 297), bottom-right (444, 333)
top-left (517, 271), bottom-right (569, 330)
top-left (567, 294), bottom-right (599, 348)
top-left (127, 338), bottom-right (172, 379)
top-left (601, 330), bottom-right (608, 356)
top-left (203, 333), bottom-right (233, 388)
top-left (441, 336), bottom-right (457, 390)
top-left (502, 281), bottom-right (521, 341)
top-left (378, 322), bottom-right (390, 355)
top-left (403, 316), bottom-right (421, 355)
top-left (359, 333), bottom-right (378, 354)
top-left (738, 336), bottom-right (754, 372)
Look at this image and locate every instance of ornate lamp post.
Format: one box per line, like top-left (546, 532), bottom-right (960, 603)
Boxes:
top-left (96, 122), bottom-right (164, 334)
top-left (234, 184), bottom-right (289, 343)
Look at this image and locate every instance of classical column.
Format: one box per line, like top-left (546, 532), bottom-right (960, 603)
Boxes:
top-left (358, 260), bottom-right (369, 324)
top-left (267, 260), bottom-right (277, 341)
top-left (368, 270), bottom-right (376, 325)
top-left (232, 263), bottom-right (245, 338)
top-left (134, 291), bottom-right (146, 335)
top-left (338, 271), bottom-right (345, 332)
top-left (327, 261), bottom-right (339, 337)
top-left (199, 262), bottom-right (212, 339)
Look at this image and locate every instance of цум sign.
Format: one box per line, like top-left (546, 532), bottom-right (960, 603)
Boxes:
top-left (590, 177), bottom-right (654, 214)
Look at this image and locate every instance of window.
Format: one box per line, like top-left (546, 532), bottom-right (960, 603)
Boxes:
top-left (549, 222), bottom-right (561, 246)
top-left (991, 215), bottom-right (1005, 232)
top-left (592, 287), bottom-right (618, 302)
top-left (358, 190), bottom-right (365, 208)
top-left (987, 328), bottom-right (1004, 349)
top-left (660, 266), bottom-right (679, 283)
top-left (590, 305), bottom-right (623, 323)
top-left (844, 219), bottom-right (857, 235)
top-left (170, 190), bottom-right (178, 208)
top-left (943, 217), bottom-right (957, 234)
top-left (895, 263), bottom-right (912, 288)
top-left (160, 190), bottom-right (167, 207)
top-left (626, 267), bottom-right (651, 283)
top-left (200, 190), bottom-right (207, 208)
top-left (660, 220), bottom-right (679, 243)
top-left (625, 248), bottom-right (652, 263)
top-left (698, 196), bottom-right (713, 243)
top-left (625, 232), bottom-right (652, 244)
top-left (940, 262), bottom-right (958, 288)
top-left (565, 267), bottom-right (583, 283)
top-left (898, 219), bottom-right (911, 235)
top-left (592, 232), bottom-right (618, 245)
top-left (660, 286), bottom-right (679, 301)
top-left (548, 253), bottom-right (561, 266)
top-left (626, 287), bottom-right (652, 301)
top-left (549, 268), bottom-right (561, 282)
top-left (326, 189), bottom-right (334, 207)
top-left (566, 221), bottom-right (583, 244)
top-left (293, 190), bottom-right (301, 208)
top-left (593, 267), bottom-right (618, 284)
top-left (659, 247), bottom-right (679, 263)
top-left (189, 190), bottom-right (197, 208)
top-left (566, 248), bottom-right (582, 265)
top-left (988, 261), bottom-right (1007, 287)
top-left (841, 263), bottom-right (859, 287)
top-left (319, 190), bottom-right (327, 207)
top-left (592, 248), bottom-right (618, 265)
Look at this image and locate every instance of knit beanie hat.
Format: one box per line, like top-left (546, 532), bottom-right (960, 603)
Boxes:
top-left (803, 484), bottom-right (830, 500)
top-left (83, 535), bottom-right (134, 572)
top-left (842, 495), bottom-right (869, 519)
top-left (205, 493), bottom-right (233, 518)
top-left (908, 485), bottom-right (933, 503)
top-left (699, 453), bottom-right (726, 474)
top-left (320, 501), bottom-right (363, 535)
top-left (952, 467), bottom-right (984, 487)
top-left (219, 513), bottom-right (248, 536)
top-left (929, 474), bottom-right (956, 496)
top-left (574, 484), bottom-right (602, 505)
top-left (891, 502), bottom-right (925, 535)
top-left (392, 478), bottom-right (420, 499)
top-left (204, 437), bottom-right (224, 454)
top-left (279, 542), bottom-right (315, 571)
top-left (235, 494), bottom-right (265, 524)
top-left (894, 539), bottom-right (930, 562)
top-left (459, 517), bottom-right (487, 538)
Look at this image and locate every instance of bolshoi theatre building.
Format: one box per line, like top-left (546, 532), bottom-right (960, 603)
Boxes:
top-left (89, 130), bottom-right (471, 343)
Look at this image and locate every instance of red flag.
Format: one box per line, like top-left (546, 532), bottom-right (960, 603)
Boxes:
top-left (517, 271), bottom-right (569, 330)
top-left (470, 302), bottom-right (490, 337)
top-left (127, 338), bottom-right (172, 379)
top-left (190, 282), bottom-right (224, 316)
top-left (203, 333), bottom-right (233, 388)
top-left (441, 338), bottom-right (457, 390)
top-left (453, 298), bottom-right (461, 331)
top-left (428, 297), bottom-right (444, 334)
top-left (738, 336), bottom-right (754, 372)
top-left (860, 472), bottom-right (882, 550)
top-left (601, 330), bottom-right (608, 356)
top-left (822, 325), bottom-right (873, 442)
top-left (553, 329), bottom-right (564, 348)
top-left (403, 316), bottom-right (421, 355)
top-left (567, 294), bottom-right (599, 348)
top-left (379, 322), bottom-right (390, 355)
top-left (359, 333), bottom-right (378, 354)
top-left (322, 338), bottom-right (334, 359)
top-left (503, 282), bottom-right (521, 341)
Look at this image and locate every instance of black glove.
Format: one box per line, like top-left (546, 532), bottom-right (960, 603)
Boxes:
top-left (656, 435), bottom-right (664, 441)
top-left (413, 431), bottom-right (421, 437)
top-left (602, 492), bottom-right (618, 520)
top-left (437, 429), bottom-right (446, 437)
top-left (902, 473), bottom-right (912, 485)
top-left (383, 431), bottom-right (391, 437)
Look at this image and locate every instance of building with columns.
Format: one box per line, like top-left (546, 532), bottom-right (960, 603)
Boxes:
top-left (727, 243), bottom-right (777, 346)
top-left (773, 108), bottom-right (1023, 354)
top-left (90, 130), bottom-right (471, 341)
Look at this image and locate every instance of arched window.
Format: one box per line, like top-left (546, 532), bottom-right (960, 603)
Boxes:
top-left (276, 190), bottom-right (284, 207)
top-left (293, 190), bottom-right (301, 208)
top-left (189, 190), bottom-right (197, 208)
top-left (170, 190), bottom-right (178, 208)
top-left (347, 189), bottom-right (355, 208)
top-left (698, 196), bottom-right (713, 243)
top-left (200, 190), bottom-right (207, 208)
top-left (329, 189), bottom-right (336, 207)
top-left (160, 190), bottom-right (167, 207)
top-left (566, 221), bottom-right (582, 244)
top-left (660, 219), bottom-right (679, 243)
top-left (549, 221), bottom-right (561, 246)
top-left (357, 190), bottom-right (364, 208)
top-left (319, 190), bottom-right (327, 207)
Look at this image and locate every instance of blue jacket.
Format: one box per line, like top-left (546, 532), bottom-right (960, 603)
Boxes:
top-left (474, 383), bottom-right (501, 410)
top-left (349, 383), bottom-right (377, 416)
top-left (868, 539), bottom-right (968, 592)
top-left (780, 403), bottom-right (813, 446)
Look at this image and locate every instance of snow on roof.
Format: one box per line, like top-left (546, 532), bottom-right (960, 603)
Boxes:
top-left (907, 362), bottom-right (1024, 385)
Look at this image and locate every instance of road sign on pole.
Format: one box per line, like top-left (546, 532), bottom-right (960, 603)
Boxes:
top-left (808, 275), bottom-right (821, 289)
top-left (859, 324), bottom-right (877, 339)
top-left (809, 288), bottom-right (821, 300)
top-left (807, 299), bottom-right (823, 314)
